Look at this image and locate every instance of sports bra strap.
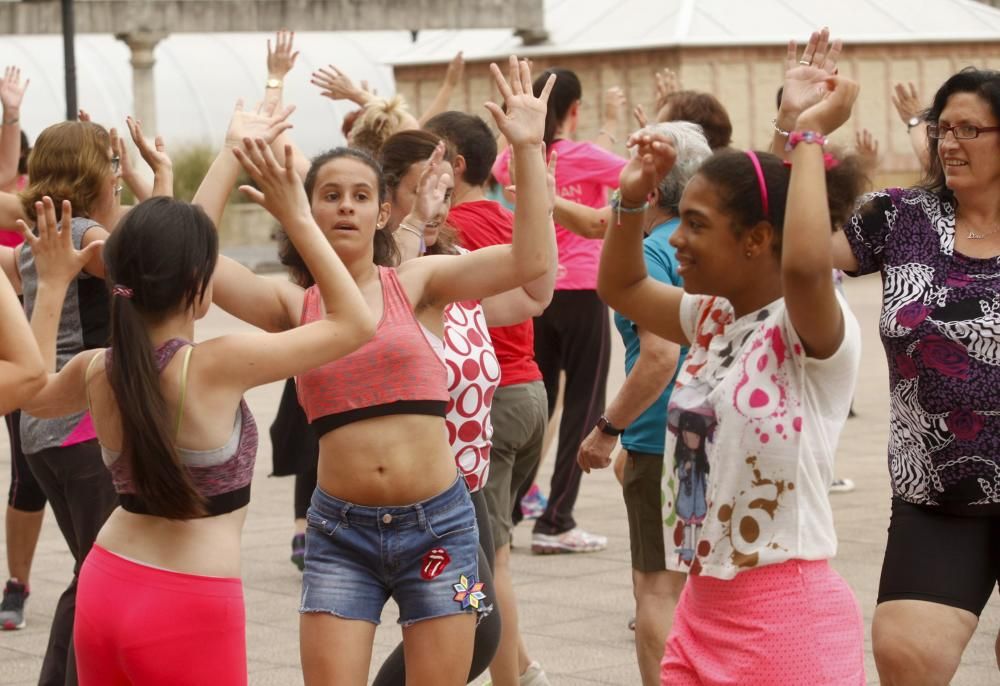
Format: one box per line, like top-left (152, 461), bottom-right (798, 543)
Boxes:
top-left (83, 350), bottom-right (105, 414)
top-left (174, 346), bottom-right (194, 439)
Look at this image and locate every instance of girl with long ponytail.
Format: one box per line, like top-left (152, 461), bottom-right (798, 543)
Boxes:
top-left (20, 134), bottom-right (375, 685)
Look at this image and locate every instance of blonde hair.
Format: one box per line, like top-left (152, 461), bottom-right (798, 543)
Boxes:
top-left (348, 96), bottom-right (415, 156)
top-left (20, 121), bottom-right (112, 221)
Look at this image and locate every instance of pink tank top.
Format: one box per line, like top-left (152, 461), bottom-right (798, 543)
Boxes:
top-left (297, 267), bottom-right (449, 436)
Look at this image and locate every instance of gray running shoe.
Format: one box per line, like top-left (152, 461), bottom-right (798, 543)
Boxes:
top-left (0, 579), bottom-right (28, 630)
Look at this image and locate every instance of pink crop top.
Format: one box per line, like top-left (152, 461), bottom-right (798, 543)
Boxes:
top-left (94, 339), bottom-right (259, 517)
top-left (297, 266), bottom-right (449, 436)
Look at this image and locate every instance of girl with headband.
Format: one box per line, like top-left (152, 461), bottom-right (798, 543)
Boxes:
top-left (599, 74), bottom-right (868, 683)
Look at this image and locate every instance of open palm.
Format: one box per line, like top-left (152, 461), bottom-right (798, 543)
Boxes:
top-left (484, 56), bottom-right (553, 147)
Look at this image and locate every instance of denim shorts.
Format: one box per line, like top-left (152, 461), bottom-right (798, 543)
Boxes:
top-left (300, 476), bottom-right (482, 626)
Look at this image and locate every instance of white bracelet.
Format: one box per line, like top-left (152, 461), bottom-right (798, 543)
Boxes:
top-left (398, 222), bottom-right (426, 254)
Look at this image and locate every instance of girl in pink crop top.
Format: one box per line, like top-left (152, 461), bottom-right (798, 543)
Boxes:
top-left (190, 58), bottom-right (556, 684)
top-left (22, 132), bottom-right (375, 686)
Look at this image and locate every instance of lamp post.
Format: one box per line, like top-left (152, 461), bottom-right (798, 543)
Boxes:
top-left (61, 0), bottom-right (77, 120)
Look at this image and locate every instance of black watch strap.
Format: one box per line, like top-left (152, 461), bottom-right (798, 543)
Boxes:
top-left (597, 414), bottom-right (623, 437)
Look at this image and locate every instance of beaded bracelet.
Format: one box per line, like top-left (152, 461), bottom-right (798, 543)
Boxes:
top-left (610, 189), bottom-right (648, 226)
top-left (785, 130), bottom-right (827, 152)
top-left (771, 118), bottom-right (790, 138)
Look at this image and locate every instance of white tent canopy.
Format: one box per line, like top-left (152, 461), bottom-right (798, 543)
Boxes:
top-left (0, 31), bottom-right (412, 154)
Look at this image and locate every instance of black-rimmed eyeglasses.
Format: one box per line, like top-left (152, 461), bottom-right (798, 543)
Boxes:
top-left (927, 123), bottom-right (1000, 140)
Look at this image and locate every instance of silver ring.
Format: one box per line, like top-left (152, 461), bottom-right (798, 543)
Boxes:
top-left (798, 59), bottom-right (812, 65)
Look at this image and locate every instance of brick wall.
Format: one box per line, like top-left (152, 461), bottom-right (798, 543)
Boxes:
top-left (395, 40), bottom-right (1000, 177)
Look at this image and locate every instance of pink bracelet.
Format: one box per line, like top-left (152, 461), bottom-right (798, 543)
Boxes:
top-left (785, 130), bottom-right (827, 151)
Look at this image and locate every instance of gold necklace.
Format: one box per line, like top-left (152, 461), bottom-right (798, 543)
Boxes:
top-left (961, 218), bottom-right (1000, 240)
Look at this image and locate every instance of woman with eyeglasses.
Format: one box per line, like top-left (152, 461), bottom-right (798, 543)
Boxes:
top-left (828, 67), bottom-right (1000, 685)
top-left (0, 119), bottom-right (166, 685)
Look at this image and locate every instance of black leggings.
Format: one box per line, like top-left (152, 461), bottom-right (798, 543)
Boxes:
top-left (372, 488), bottom-right (500, 685)
top-left (6, 411), bottom-right (46, 512)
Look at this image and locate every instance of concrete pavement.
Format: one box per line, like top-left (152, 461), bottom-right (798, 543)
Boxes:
top-left (0, 272), bottom-right (997, 685)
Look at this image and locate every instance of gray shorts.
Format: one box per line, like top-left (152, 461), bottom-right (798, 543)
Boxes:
top-left (482, 381), bottom-right (547, 548)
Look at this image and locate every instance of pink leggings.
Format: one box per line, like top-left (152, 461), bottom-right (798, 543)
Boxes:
top-left (661, 559), bottom-right (865, 686)
top-left (75, 544), bottom-right (247, 686)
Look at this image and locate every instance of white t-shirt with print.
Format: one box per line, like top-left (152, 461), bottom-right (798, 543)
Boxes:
top-left (661, 293), bottom-right (861, 580)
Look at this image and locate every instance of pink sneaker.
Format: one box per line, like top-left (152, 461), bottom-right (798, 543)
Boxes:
top-left (531, 527), bottom-right (607, 554)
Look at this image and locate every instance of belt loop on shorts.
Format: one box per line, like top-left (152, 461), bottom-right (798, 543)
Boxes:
top-left (340, 503), bottom-right (352, 528)
top-left (415, 503), bottom-right (428, 531)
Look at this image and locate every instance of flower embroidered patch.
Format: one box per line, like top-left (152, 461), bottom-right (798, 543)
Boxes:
top-left (452, 575), bottom-right (487, 610)
top-left (420, 548), bottom-right (451, 580)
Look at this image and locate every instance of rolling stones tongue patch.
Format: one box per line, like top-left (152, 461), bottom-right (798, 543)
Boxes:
top-left (420, 547), bottom-right (451, 580)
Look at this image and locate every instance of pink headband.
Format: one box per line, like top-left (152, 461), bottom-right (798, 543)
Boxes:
top-left (745, 150), bottom-right (769, 220)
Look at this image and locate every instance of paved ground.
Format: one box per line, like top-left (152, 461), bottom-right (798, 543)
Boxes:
top-left (1, 270), bottom-right (998, 685)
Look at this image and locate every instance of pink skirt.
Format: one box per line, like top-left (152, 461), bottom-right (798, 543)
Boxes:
top-left (661, 559), bottom-right (865, 685)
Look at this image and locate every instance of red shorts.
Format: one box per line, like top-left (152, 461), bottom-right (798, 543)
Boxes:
top-left (75, 545), bottom-right (247, 686)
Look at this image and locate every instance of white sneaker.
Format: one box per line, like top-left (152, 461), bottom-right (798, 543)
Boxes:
top-left (531, 527), bottom-right (607, 554)
top-left (829, 477), bottom-right (855, 494)
top-left (520, 661), bottom-right (550, 686)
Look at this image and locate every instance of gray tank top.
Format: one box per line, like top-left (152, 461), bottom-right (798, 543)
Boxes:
top-left (18, 216), bottom-right (110, 455)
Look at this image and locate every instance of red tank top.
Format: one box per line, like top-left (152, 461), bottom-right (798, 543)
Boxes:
top-left (297, 266), bottom-right (449, 436)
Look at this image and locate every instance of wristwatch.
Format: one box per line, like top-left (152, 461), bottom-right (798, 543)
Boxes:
top-left (596, 415), bottom-right (623, 437)
top-left (266, 78), bottom-right (283, 89)
top-left (906, 116), bottom-right (921, 132)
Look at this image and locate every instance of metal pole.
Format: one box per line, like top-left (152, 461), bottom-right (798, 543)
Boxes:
top-left (61, 0), bottom-right (77, 120)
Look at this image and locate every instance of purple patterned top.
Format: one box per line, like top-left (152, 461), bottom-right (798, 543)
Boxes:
top-left (844, 187), bottom-right (1000, 514)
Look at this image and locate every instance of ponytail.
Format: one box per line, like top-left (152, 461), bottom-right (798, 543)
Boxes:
top-left (103, 197), bottom-right (217, 520)
top-left (108, 291), bottom-right (206, 519)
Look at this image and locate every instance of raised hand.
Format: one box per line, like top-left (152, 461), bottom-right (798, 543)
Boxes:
top-left (855, 128), bottom-right (879, 168)
top-left (796, 75), bottom-right (860, 136)
top-left (77, 109), bottom-right (91, 123)
top-left (126, 116), bottom-right (171, 174)
top-left (891, 82), bottom-right (924, 125)
top-left (604, 86), bottom-right (626, 126)
top-left (780, 28), bottom-right (843, 119)
top-left (0, 66), bottom-right (28, 113)
top-left (484, 55), bottom-right (554, 147)
top-left (310, 65), bottom-right (370, 105)
top-left (619, 132), bottom-right (676, 205)
top-left (445, 51), bottom-right (465, 89)
top-left (224, 99), bottom-right (295, 148)
top-left (408, 141), bottom-right (452, 226)
top-left (233, 139), bottom-right (310, 227)
top-left (17, 198), bottom-right (102, 287)
top-left (654, 68), bottom-right (680, 113)
top-left (267, 29), bottom-right (300, 80)
top-left (633, 104), bottom-right (649, 130)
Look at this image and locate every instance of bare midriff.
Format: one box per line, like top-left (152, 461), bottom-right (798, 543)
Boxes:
top-left (317, 413), bottom-right (458, 506)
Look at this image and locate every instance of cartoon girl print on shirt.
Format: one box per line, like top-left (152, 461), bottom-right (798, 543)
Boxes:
top-left (667, 380), bottom-right (716, 566)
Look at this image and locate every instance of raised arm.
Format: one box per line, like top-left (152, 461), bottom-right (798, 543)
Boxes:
top-left (0, 272), bottom-right (44, 414)
top-left (195, 139), bottom-right (375, 391)
top-left (126, 116), bottom-right (173, 198)
top-left (408, 57), bottom-right (552, 306)
top-left (598, 132), bottom-right (688, 345)
top-left (191, 101), bottom-right (301, 332)
top-left (772, 28), bottom-right (843, 158)
top-left (0, 66), bottom-right (28, 190)
top-left (419, 52), bottom-right (464, 127)
top-left (394, 141), bottom-right (451, 263)
top-left (311, 65), bottom-right (375, 107)
top-left (594, 86), bottom-right (626, 152)
top-left (263, 29), bottom-right (299, 112)
top-left (783, 76), bottom-right (859, 359)
top-left (892, 81), bottom-right (931, 173)
top-left (480, 148), bottom-right (558, 326)
top-left (17, 197), bottom-right (104, 417)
